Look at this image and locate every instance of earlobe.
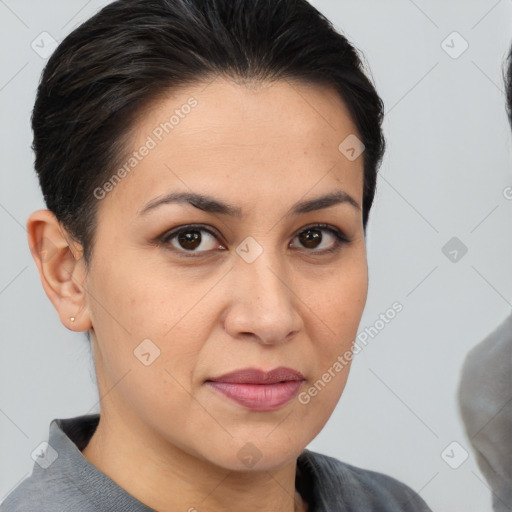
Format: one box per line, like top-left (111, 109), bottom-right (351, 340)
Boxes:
top-left (26, 209), bottom-right (92, 332)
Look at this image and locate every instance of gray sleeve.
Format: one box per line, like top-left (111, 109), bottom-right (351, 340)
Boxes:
top-left (457, 312), bottom-right (512, 512)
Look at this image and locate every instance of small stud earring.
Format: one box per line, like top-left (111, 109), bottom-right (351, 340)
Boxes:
top-left (70, 317), bottom-right (75, 322)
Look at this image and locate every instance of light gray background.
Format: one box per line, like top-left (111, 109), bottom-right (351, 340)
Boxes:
top-left (1, 1), bottom-right (512, 511)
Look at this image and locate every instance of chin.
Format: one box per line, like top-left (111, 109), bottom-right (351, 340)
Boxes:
top-left (203, 436), bottom-right (308, 473)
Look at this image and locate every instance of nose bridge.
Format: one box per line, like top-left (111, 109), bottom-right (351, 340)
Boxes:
top-left (238, 240), bottom-right (290, 307)
top-left (226, 239), bottom-right (301, 343)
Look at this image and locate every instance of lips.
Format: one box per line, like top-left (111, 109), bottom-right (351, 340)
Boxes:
top-left (208, 366), bottom-right (305, 384)
top-left (206, 367), bottom-right (305, 411)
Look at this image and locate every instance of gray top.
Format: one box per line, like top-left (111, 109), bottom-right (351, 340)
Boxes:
top-left (458, 312), bottom-right (512, 511)
top-left (0, 414), bottom-right (433, 511)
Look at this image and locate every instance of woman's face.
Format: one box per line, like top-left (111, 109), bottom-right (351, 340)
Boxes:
top-left (84, 77), bottom-right (368, 470)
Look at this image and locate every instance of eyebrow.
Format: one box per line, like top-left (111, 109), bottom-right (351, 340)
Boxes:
top-left (138, 189), bottom-right (360, 218)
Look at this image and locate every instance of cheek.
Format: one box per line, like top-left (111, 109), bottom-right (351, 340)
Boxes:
top-left (303, 253), bottom-right (367, 386)
top-left (86, 252), bottom-right (212, 382)
top-left (87, 249), bottom-right (188, 337)
top-left (297, 275), bottom-right (367, 439)
top-left (310, 253), bottom-right (368, 332)
top-left (85, 258), bottom-right (207, 431)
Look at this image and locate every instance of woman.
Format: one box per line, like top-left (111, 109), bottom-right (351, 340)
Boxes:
top-left (1, 0), bottom-right (433, 510)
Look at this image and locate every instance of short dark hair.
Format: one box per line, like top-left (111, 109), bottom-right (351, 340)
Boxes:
top-left (31, 0), bottom-right (385, 266)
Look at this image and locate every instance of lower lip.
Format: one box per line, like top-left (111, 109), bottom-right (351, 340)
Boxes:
top-left (206, 380), bottom-right (303, 411)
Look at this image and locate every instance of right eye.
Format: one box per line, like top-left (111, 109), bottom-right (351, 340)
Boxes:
top-left (158, 224), bottom-right (226, 257)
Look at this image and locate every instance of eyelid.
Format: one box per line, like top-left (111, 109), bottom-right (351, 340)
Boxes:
top-left (292, 223), bottom-right (351, 254)
top-left (158, 223), bottom-right (225, 256)
top-left (157, 222), bottom-right (350, 257)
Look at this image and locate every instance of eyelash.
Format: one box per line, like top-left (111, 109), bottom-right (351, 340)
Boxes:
top-left (157, 223), bottom-right (350, 259)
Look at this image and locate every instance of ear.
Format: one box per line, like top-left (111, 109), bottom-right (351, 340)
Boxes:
top-left (27, 209), bottom-right (92, 332)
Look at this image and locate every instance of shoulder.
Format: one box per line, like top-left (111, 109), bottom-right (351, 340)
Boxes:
top-left (458, 313), bottom-right (512, 431)
top-left (0, 416), bottom-right (101, 512)
top-left (0, 468), bottom-right (96, 512)
top-left (460, 312), bottom-right (512, 378)
top-left (300, 449), bottom-right (433, 511)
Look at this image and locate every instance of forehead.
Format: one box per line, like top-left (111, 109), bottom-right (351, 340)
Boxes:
top-left (98, 77), bottom-right (364, 217)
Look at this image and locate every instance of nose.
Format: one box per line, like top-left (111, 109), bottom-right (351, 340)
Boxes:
top-left (223, 249), bottom-right (303, 346)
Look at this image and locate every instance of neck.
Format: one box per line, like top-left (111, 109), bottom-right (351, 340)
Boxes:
top-left (81, 408), bottom-right (307, 512)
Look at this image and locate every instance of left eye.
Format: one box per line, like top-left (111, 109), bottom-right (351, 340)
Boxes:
top-left (291, 224), bottom-right (347, 252)
top-left (159, 223), bottom-right (348, 257)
